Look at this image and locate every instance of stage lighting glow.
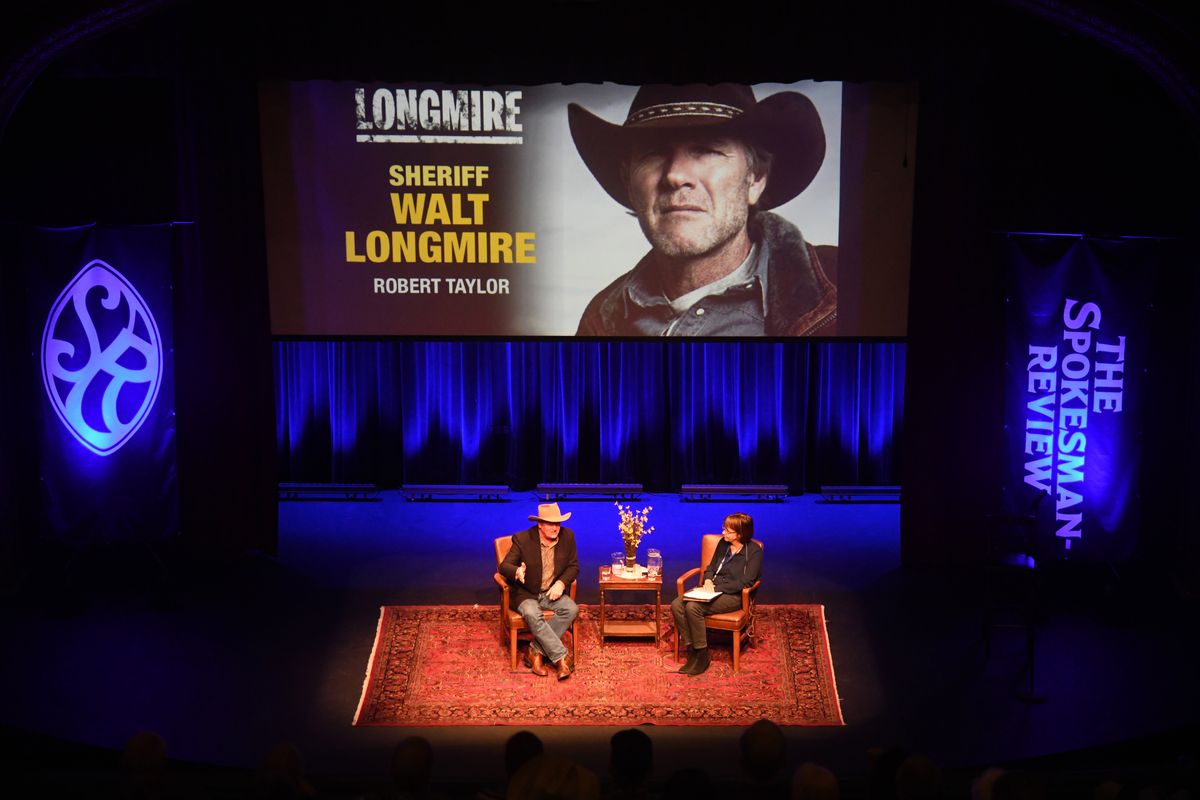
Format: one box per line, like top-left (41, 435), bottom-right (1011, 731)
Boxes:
top-left (40, 259), bottom-right (163, 456)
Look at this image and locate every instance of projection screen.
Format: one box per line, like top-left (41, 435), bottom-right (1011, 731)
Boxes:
top-left (260, 81), bottom-right (916, 337)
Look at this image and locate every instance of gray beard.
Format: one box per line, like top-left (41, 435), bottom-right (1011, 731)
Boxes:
top-left (641, 214), bottom-right (748, 259)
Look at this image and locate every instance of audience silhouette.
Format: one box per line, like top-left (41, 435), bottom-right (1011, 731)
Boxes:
top-left (386, 736), bottom-right (445, 800)
top-left (50, 719), bottom-right (1194, 800)
top-left (738, 718), bottom-right (790, 799)
top-left (661, 767), bottom-right (713, 800)
top-left (792, 761), bottom-right (840, 800)
top-left (606, 729), bottom-right (654, 800)
top-left (506, 754), bottom-right (601, 800)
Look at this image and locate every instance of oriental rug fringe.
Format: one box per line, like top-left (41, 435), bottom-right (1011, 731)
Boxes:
top-left (354, 604), bottom-right (843, 726)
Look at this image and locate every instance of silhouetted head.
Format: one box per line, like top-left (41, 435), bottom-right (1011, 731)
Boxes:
top-left (610, 728), bottom-right (654, 788)
top-left (506, 754), bottom-right (600, 800)
top-left (740, 719), bottom-right (786, 782)
top-left (793, 762), bottom-right (840, 800)
top-left (505, 731), bottom-right (544, 779)
top-left (391, 736), bottom-right (434, 792)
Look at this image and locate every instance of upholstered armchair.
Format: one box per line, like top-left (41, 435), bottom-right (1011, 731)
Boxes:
top-left (493, 535), bottom-right (578, 670)
top-left (673, 533), bottom-right (763, 672)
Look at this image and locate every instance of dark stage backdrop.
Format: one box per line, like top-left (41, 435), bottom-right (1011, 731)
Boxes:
top-left (273, 340), bottom-right (904, 490)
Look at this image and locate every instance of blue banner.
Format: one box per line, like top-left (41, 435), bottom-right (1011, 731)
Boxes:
top-left (20, 224), bottom-right (178, 543)
top-left (1004, 235), bottom-right (1151, 561)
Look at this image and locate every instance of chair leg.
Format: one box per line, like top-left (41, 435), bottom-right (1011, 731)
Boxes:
top-left (571, 621), bottom-right (577, 662)
top-left (510, 629), bottom-right (518, 671)
top-left (673, 627), bottom-right (680, 663)
top-left (732, 631), bottom-right (741, 672)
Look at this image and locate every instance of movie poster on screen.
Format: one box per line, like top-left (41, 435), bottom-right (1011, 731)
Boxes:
top-left (259, 81), bottom-right (844, 337)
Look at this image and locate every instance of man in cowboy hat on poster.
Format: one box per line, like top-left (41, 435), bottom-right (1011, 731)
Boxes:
top-left (570, 84), bottom-right (837, 337)
top-left (498, 503), bottom-right (580, 679)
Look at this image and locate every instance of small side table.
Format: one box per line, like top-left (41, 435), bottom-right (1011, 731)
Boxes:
top-left (598, 566), bottom-right (663, 647)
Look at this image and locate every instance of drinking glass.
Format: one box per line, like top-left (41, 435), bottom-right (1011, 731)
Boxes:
top-left (646, 549), bottom-right (662, 578)
top-left (611, 552), bottom-right (624, 575)
top-left (600, 565), bottom-right (612, 581)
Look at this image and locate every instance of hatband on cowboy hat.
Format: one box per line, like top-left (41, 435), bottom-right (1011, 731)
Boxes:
top-left (567, 83), bottom-right (826, 211)
top-left (529, 502), bottom-right (572, 523)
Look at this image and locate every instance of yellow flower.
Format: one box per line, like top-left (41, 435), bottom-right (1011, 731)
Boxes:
top-left (615, 502), bottom-right (654, 549)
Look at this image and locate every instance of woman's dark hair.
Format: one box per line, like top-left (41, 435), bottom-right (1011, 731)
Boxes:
top-left (725, 512), bottom-right (755, 543)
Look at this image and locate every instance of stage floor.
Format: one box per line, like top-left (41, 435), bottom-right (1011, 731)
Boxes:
top-left (1, 492), bottom-right (1197, 788)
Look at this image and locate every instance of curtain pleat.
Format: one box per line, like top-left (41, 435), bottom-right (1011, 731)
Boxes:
top-left (273, 340), bottom-right (905, 490)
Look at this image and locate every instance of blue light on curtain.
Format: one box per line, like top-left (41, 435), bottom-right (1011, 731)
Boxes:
top-left (813, 343), bottom-right (905, 484)
top-left (667, 343), bottom-right (807, 484)
top-left (597, 342), bottom-right (668, 482)
top-left (273, 340), bottom-right (905, 490)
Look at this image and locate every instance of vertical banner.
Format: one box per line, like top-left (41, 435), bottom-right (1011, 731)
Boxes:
top-left (20, 224), bottom-right (178, 543)
top-left (1004, 235), bottom-right (1151, 561)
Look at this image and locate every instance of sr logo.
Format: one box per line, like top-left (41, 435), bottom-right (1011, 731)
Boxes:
top-left (41, 260), bottom-right (163, 456)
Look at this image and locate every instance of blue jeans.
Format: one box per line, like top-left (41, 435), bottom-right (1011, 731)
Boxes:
top-left (517, 592), bottom-right (577, 664)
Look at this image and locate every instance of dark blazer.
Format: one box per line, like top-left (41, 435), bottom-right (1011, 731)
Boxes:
top-left (703, 539), bottom-right (763, 595)
top-left (498, 525), bottom-right (581, 609)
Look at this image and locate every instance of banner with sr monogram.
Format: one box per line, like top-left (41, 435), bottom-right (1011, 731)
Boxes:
top-left (1003, 234), bottom-right (1154, 563)
top-left (22, 224), bottom-right (178, 543)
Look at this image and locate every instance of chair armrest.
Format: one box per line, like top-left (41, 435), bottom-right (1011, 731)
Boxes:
top-left (494, 573), bottom-right (511, 613)
top-left (569, 580), bottom-right (577, 600)
top-left (741, 580), bottom-right (761, 613)
top-left (676, 567), bottom-right (702, 597)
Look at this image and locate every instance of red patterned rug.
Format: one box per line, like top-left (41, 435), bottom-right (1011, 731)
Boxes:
top-left (354, 604), bottom-right (843, 726)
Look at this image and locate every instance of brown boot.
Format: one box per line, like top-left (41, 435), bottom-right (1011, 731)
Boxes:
top-left (530, 649), bottom-right (549, 677)
top-left (556, 652), bottom-right (574, 680)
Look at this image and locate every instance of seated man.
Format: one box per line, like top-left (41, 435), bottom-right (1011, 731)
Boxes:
top-left (499, 503), bottom-right (580, 679)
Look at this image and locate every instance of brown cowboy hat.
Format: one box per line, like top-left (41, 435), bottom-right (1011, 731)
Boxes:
top-left (567, 83), bottom-right (826, 211)
top-left (529, 502), bottom-right (572, 523)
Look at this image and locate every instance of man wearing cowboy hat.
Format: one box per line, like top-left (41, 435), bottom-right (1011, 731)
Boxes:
top-left (570, 84), bottom-right (837, 337)
top-left (499, 502), bottom-right (580, 679)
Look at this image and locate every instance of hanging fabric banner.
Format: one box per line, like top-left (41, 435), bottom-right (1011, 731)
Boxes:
top-left (1003, 235), bottom-right (1153, 562)
top-left (19, 224), bottom-right (179, 543)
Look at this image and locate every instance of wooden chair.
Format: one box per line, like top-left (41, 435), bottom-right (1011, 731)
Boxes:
top-left (493, 535), bottom-right (578, 671)
top-left (673, 534), bottom-right (763, 672)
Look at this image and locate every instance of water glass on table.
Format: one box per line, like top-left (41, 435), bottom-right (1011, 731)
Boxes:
top-left (611, 552), bottom-right (624, 576)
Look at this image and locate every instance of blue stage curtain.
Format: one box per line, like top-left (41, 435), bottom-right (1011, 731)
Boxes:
top-left (273, 341), bottom-right (905, 490)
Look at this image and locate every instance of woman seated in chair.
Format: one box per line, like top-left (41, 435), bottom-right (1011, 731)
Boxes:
top-left (670, 512), bottom-right (763, 676)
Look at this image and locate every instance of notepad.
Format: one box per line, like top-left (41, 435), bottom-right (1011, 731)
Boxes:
top-left (683, 588), bottom-right (722, 601)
